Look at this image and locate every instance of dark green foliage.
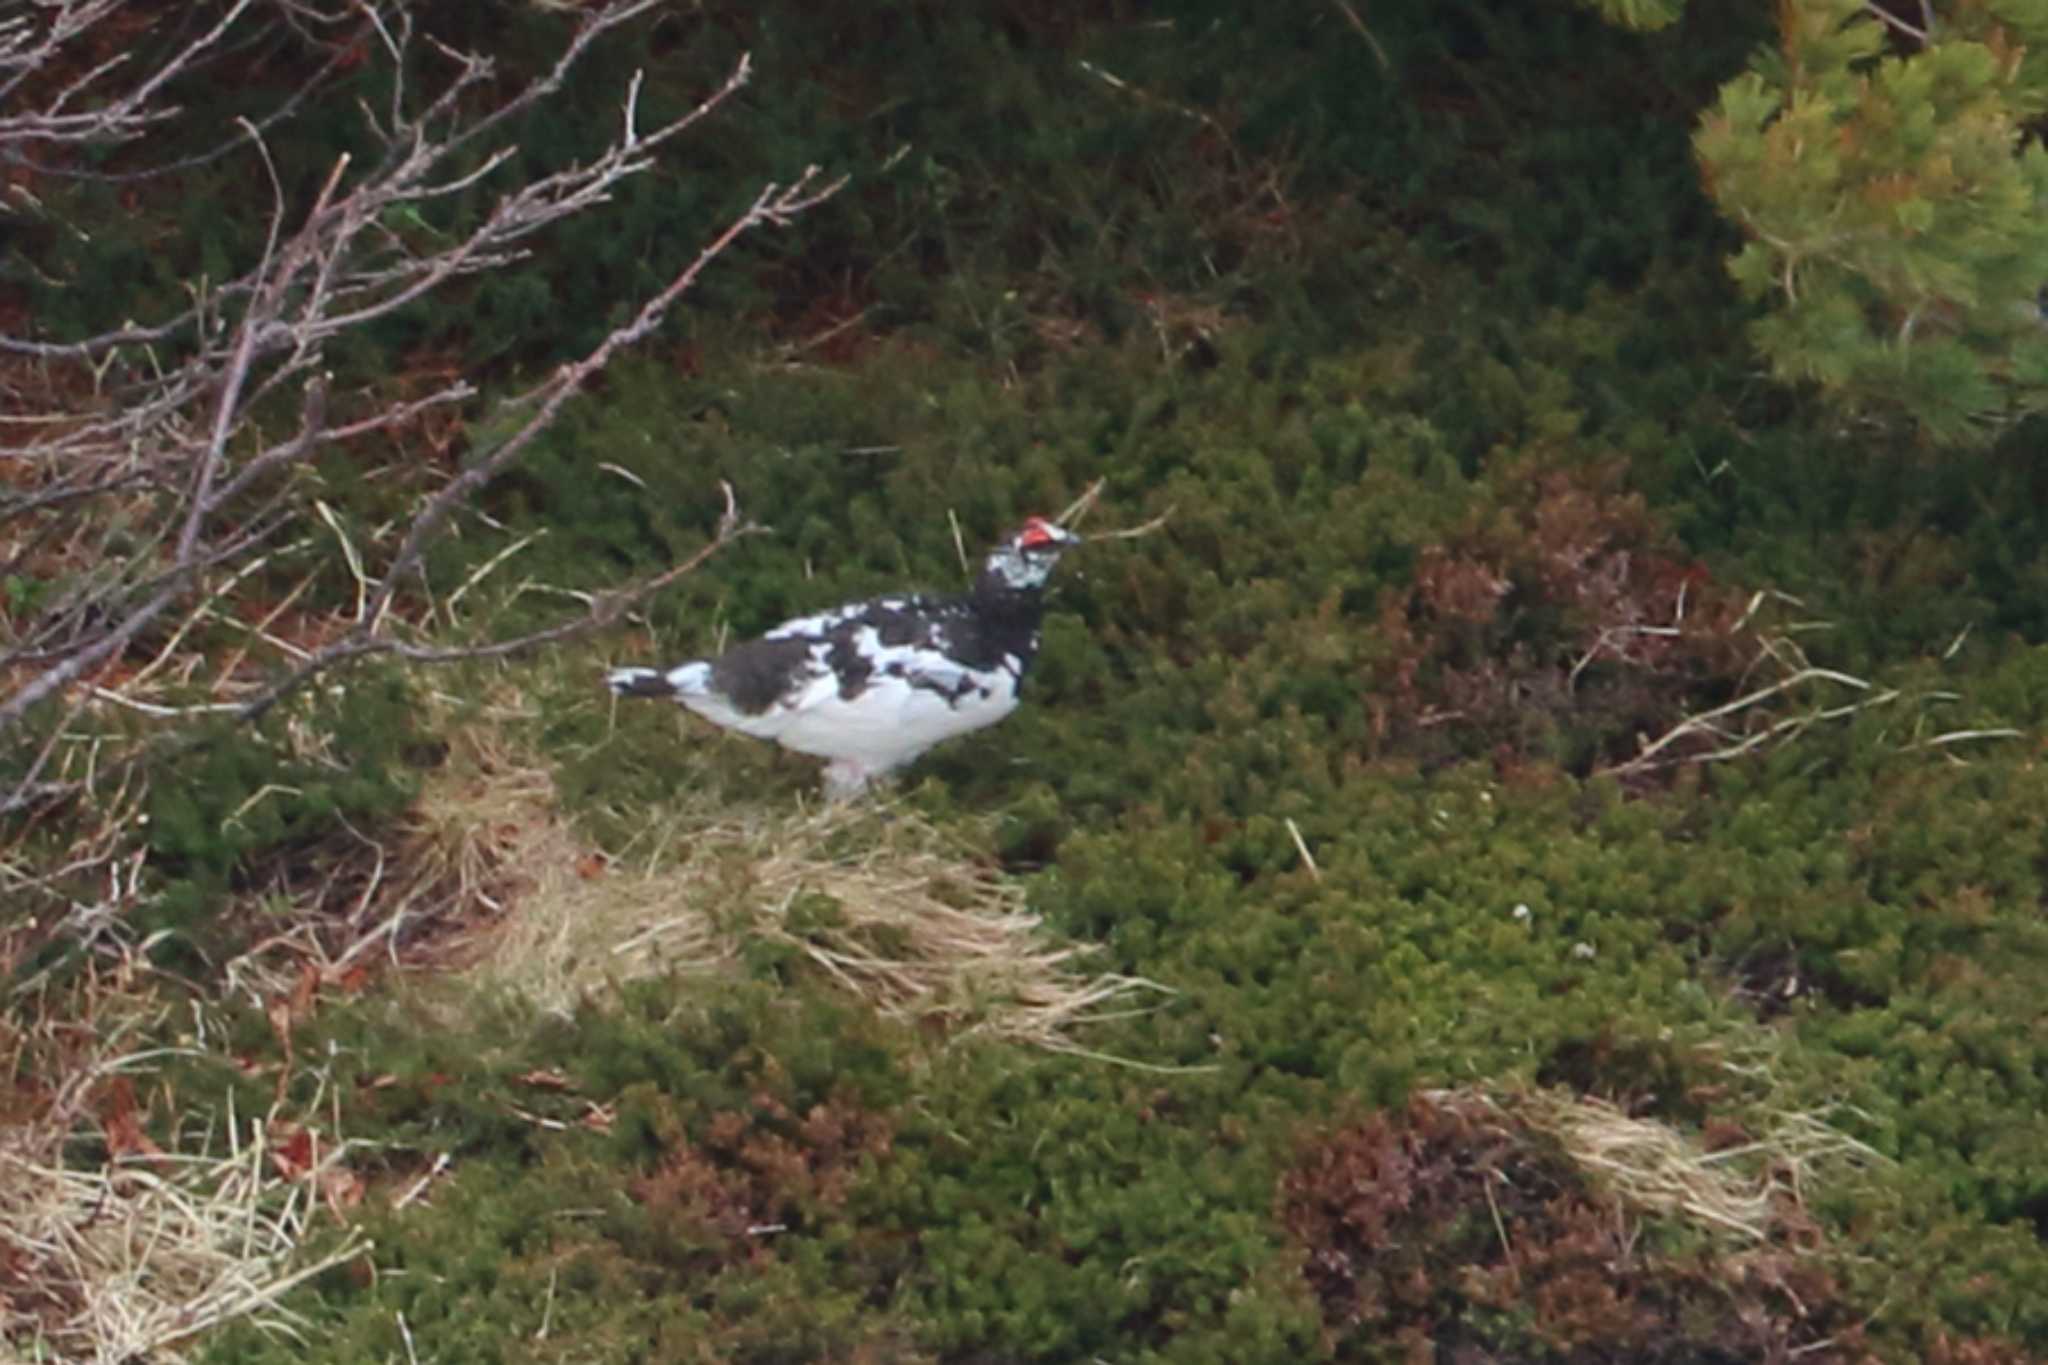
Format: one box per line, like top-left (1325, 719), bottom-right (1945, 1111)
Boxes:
top-left (32, 0), bottom-right (2048, 1360)
top-left (133, 670), bottom-right (421, 964)
top-left (193, 983), bottom-right (913, 1359)
top-left (199, 980), bottom-right (1331, 1363)
top-left (210, 671), bottom-right (2048, 1358)
top-left (1578, 0), bottom-right (1686, 29)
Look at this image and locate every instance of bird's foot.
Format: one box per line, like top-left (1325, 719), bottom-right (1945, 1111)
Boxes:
top-left (821, 760), bottom-right (894, 802)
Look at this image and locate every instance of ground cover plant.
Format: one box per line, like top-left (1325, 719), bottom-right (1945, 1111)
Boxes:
top-left (9, 0), bottom-right (2048, 1361)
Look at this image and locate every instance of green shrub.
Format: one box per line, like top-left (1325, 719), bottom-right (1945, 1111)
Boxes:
top-left (136, 669), bottom-right (422, 962)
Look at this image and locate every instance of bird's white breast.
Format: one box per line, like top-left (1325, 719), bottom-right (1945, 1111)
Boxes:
top-left (772, 664), bottom-right (1021, 766)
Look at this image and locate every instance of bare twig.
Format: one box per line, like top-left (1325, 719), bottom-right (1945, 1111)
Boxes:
top-left (947, 507), bottom-right (970, 577)
top-left (1861, 1), bottom-right (1928, 45)
top-left (0, 2), bottom-right (839, 937)
top-left (1083, 506), bottom-right (1176, 543)
top-left (0, 0), bottom-right (257, 150)
top-left (1284, 817), bottom-right (1321, 881)
top-left (1054, 477), bottom-right (1173, 541)
top-left (1601, 664), bottom-right (1896, 778)
top-left (1055, 478), bottom-right (1105, 527)
top-left (1327, 0), bottom-right (1392, 72)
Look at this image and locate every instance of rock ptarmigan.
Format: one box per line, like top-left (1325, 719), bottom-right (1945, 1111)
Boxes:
top-left (607, 517), bottom-right (1082, 797)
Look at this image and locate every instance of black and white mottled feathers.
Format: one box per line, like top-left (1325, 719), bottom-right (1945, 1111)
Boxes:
top-left (607, 517), bottom-right (1083, 797)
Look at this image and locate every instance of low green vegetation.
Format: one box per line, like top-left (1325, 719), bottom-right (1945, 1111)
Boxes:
top-left (10, 2), bottom-right (2048, 1361)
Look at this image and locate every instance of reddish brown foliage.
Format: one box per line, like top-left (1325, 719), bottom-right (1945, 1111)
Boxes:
top-left (1278, 1094), bottom-right (1870, 1363)
top-left (1925, 1333), bottom-right (2045, 1365)
top-left (98, 1074), bottom-right (166, 1164)
top-left (1374, 455), bottom-right (1755, 776)
top-left (631, 1089), bottom-right (894, 1270)
top-left (782, 285), bottom-right (881, 366)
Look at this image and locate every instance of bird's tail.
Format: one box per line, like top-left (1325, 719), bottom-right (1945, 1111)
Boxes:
top-left (607, 665), bottom-right (680, 699)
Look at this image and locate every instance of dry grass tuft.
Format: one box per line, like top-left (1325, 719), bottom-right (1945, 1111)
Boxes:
top-left (1485, 1087), bottom-right (1885, 1244)
top-left (458, 780), bottom-right (1163, 1053)
top-left (222, 690), bottom-right (565, 1001)
top-left (0, 967), bottom-right (367, 1363)
top-left (225, 677), bottom-right (1161, 1056)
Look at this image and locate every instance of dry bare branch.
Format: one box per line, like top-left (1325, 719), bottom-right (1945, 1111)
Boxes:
top-left (0, 2), bottom-right (840, 934)
top-left (0, 0), bottom-right (256, 151)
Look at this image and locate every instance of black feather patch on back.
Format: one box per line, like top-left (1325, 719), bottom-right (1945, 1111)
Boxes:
top-left (708, 636), bottom-right (819, 714)
top-left (609, 668), bottom-right (679, 699)
top-left (701, 554), bottom-right (1057, 718)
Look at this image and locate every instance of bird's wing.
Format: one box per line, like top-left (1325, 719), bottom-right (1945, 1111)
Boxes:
top-left (774, 650), bottom-right (847, 713)
top-left (764, 595), bottom-right (923, 642)
top-left (880, 656), bottom-right (1022, 754)
top-left (892, 658), bottom-right (987, 706)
